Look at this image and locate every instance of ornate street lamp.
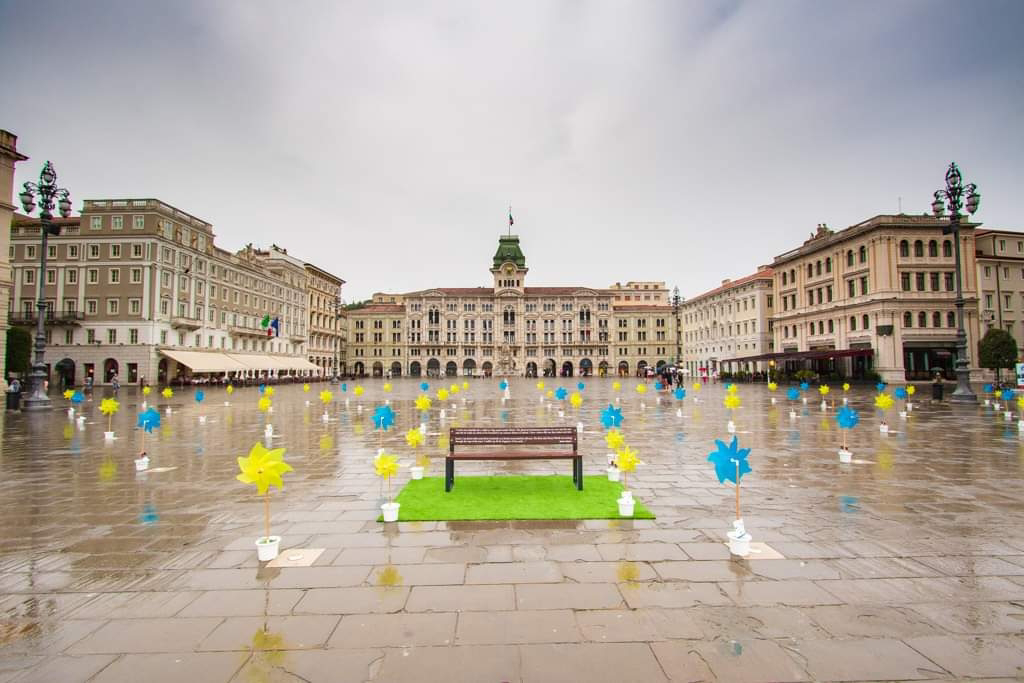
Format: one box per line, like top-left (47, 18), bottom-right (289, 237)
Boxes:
top-left (18, 161), bottom-right (72, 410)
top-left (932, 161), bottom-right (981, 403)
top-left (671, 286), bottom-right (682, 366)
top-left (330, 294), bottom-right (345, 382)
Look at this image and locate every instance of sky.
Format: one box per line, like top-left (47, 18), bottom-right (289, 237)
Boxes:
top-left (2, 1), bottom-right (1022, 302)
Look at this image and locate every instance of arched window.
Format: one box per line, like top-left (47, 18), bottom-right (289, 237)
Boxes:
top-left (828, 319), bottom-right (834, 333)
top-left (790, 269), bottom-right (796, 283)
top-left (808, 322), bottom-right (814, 334)
top-left (815, 261), bottom-right (822, 276)
top-left (850, 316), bottom-right (857, 331)
top-left (903, 312), bottom-right (913, 328)
top-left (862, 314), bottom-right (869, 330)
top-left (503, 306), bottom-right (515, 325)
top-left (947, 311), bottom-right (956, 327)
top-left (943, 240), bottom-right (953, 257)
top-left (933, 311), bottom-right (942, 327)
top-left (847, 250), bottom-right (854, 267)
top-left (782, 272), bottom-right (788, 285)
top-left (914, 240), bottom-right (924, 257)
top-left (818, 320), bottom-right (824, 334)
top-left (918, 312), bottom-right (927, 327)
top-left (928, 240), bottom-right (938, 257)
top-left (807, 264), bottom-right (813, 278)
top-left (859, 245), bottom-right (867, 263)
top-left (899, 240), bottom-right (909, 257)
top-left (825, 257), bottom-right (832, 273)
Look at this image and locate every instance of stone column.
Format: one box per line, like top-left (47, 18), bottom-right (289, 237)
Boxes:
top-left (0, 131), bottom-right (29, 384)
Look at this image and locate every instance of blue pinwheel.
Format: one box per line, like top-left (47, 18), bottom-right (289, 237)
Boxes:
top-left (258, 384), bottom-right (266, 394)
top-left (893, 387), bottom-right (908, 400)
top-left (787, 388), bottom-right (800, 401)
top-left (837, 405), bottom-right (859, 429)
top-left (655, 381), bottom-right (663, 391)
top-left (600, 404), bottom-right (623, 429)
top-left (421, 382), bottom-right (430, 391)
top-left (137, 407), bottom-right (161, 433)
top-left (555, 387), bottom-right (568, 401)
top-left (707, 436), bottom-right (752, 485)
top-left (499, 380), bottom-right (508, 390)
top-left (195, 390), bottom-right (205, 403)
top-left (1002, 388), bottom-right (1015, 401)
top-left (372, 404), bottom-right (395, 430)
top-left (674, 387), bottom-right (686, 400)
top-left (800, 382), bottom-right (809, 392)
top-left (577, 382), bottom-right (585, 391)
top-left (140, 503), bottom-right (159, 525)
top-left (70, 391), bottom-right (84, 404)
top-left (341, 383), bottom-right (347, 392)
top-left (983, 383), bottom-right (994, 394)
top-left (876, 382), bottom-right (887, 392)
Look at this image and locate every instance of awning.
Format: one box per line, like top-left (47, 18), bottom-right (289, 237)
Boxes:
top-left (724, 348), bottom-right (875, 364)
top-left (225, 354), bottom-right (321, 372)
top-left (160, 349), bottom-right (249, 373)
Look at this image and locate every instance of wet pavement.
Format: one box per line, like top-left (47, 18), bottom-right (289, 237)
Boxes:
top-left (1, 378), bottom-right (1023, 682)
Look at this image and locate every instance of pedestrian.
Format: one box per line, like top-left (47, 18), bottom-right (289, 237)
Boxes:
top-left (111, 373), bottom-right (120, 394)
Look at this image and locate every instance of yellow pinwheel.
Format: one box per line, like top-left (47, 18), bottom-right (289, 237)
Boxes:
top-left (100, 398), bottom-right (120, 432)
top-left (415, 394), bottom-right (432, 412)
top-left (354, 386), bottom-right (364, 397)
top-left (405, 428), bottom-right (424, 449)
top-left (874, 393), bottom-right (893, 411)
top-left (605, 428), bottom-right (625, 450)
top-left (226, 385), bottom-right (234, 395)
top-left (723, 394), bottom-right (741, 410)
top-left (546, 389), bottom-right (554, 398)
top-left (383, 383), bottom-right (392, 392)
top-left (616, 445), bottom-right (641, 472)
top-left (907, 385), bottom-right (916, 396)
top-left (462, 381), bottom-right (469, 390)
top-left (569, 392), bottom-right (583, 408)
top-left (303, 383), bottom-right (310, 392)
top-left (819, 385), bottom-right (830, 397)
top-left (264, 386), bottom-right (275, 398)
top-left (635, 384), bottom-right (647, 394)
top-left (319, 390), bottom-right (333, 405)
top-left (162, 387), bottom-right (173, 399)
top-left (258, 397), bottom-right (272, 412)
top-left (142, 385), bottom-right (152, 396)
top-left (237, 442), bottom-right (293, 495)
top-left (842, 382), bottom-right (850, 392)
top-left (692, 382), bottom-right (701, 392)
top-left (612, 381), bottom-right (621, 391)
top-left (768, 382), bottom-right (778, 392)
top-left (374, 453), bottom-right (399, 478)
top-left (450, 384), bottom-right (460, 395)
top-left (727, 384), bottom-right (738, 395)
top-left (63, 389), bottom-right (74, 400)
top-left (536, 381), bottom-right (545, 390)
top-left (437, 388), bottom-right (449, 401)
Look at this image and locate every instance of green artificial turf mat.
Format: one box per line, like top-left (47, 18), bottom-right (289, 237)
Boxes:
top-left (380, 475), bottom-right (655, 521)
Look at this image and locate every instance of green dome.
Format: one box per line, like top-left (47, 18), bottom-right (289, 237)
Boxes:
top-left (492, 235), bottom-right (526, 269)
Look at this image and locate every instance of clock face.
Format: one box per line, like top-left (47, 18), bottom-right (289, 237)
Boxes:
top-left (504, 265), bottom-right (515, 274)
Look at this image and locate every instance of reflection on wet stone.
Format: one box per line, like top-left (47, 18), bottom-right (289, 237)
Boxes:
top-left (4, 379), bottom-right (1024, 680)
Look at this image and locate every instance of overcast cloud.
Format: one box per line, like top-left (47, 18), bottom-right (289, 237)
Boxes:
top-left (2, 0), bottom-right (1022, 301)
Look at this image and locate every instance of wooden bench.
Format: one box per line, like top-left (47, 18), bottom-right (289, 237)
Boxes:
top-left (447, 427), bottom-right (582, 492)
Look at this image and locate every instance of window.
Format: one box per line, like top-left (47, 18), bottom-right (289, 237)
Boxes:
top-left (133, 215), bottom-right (145, 229)
top-left (986, 293), bottom-right (993, 308)
top-left (130, 268), bottom-right (142, 284)
top-left (129, 328), bottom-right (139, 344)
top-left (129, 298), bottom-right (141, 314)
top-left (88, 244), bottom-right (99, 259)
top-left (918, 312), bottom-right (927, 327)
top-left (828, 319), bottom-right (834, 333)
top-left (46, 269), bottom-right (56, 284)
top-left (107, 329), bottom-right (117, 343)
top-left (66, 269), bottom-right (78, 284)
top-left (930, 272), bottom-right (940, 291)
top-left (914, 240), bottom-right (924, 257)
top-left (901, 273), bottom-right (911, 291)
top-left (107, 299), bottom-right (119, 315)
top-left (807, 264), bottom-right (813, 278)
top-left (160, 331), bottom-right (167, 344)
top-left (26, 245), bottom-right (36, 259)
top-left (86, 299), bottom-right (97, 314)
top-left (782, 272), bottom-right (787, 285)
top-left (87, 329), bottom-right (96, 343)
top-left (945, 273), bottom-right (954, 291)
top-left (48, 245), bottom-right (57, 259)
top-left (90, 216), bottom-right (102, 230)
top-left (850, 316), bottom-right (856, 331)
top-left (947, 312), bottom-right (956, 327)
top-left (899, 240), bottom-right (909, 257)
top-left (860, 276), bottom-right (868, 295)
top-left (933, 312), bottom-right (941, 327)
top-left (1006, 294), bottom-right (1012, 310)
top-left (846, 250), bottom-right (854, 267)
top-left (859, 245), bottom-right (867, 264)
top-left (916, 273), bottom-right (925, 291)
top-left (109, 269), bottom-right (120, 284)
top-left (64, 329), bottom-right (73, 344)
top-left (112, 216), bottom-right (123, 230)
top-left (1000, 239), bottom-right (1006, 251)
top-left (943, 240), bottom-right (952, 258)
top-left (132, 243), bottom-right (143, 258)
top-left (23, 270), bottom-right (34, 284)
top-left (847, 280), bottom-right (855, 298)
top-left (904, 312), bottom-right (913, 327)
top-left (68, 245), bottom-right (79, 259)
top-left (862, 314), bottom-right (869, 330)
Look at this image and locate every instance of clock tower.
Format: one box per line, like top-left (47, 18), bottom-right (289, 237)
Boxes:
top-left (491, 234), bottom-right (527, 293)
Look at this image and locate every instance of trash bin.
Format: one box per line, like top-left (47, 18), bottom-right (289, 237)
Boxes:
top-left (932, 381), bottom-right (944, 401)
top-left (6, 389), bottom-right (22, 410)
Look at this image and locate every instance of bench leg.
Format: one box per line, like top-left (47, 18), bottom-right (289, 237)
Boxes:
top-left (445, 458), bottom-right (454, 492)
top-left (574, 456), bottom-right (583, 490)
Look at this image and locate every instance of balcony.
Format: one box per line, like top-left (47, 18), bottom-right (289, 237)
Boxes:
top-left (229, 324), bottom-right (266, 338)
top-left (8, 309), bottom-right (85, 326)
top-left (171, 316), bottom-right (203, 330)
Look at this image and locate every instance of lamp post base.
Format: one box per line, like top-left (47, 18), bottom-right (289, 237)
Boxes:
top-left (950, 366), bottom-right (977, 404)
top-left (22, 394), bottom-right (53, 411)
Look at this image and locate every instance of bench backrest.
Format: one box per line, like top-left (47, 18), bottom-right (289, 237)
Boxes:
top-left (450, 427), bottom-right (577, 449)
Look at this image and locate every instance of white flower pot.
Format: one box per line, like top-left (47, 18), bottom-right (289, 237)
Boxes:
top-left (906, 402), bottom-right (912, 412)
top-left (789, 410), bottom-right (796, 420)
top-left (165, 407), bottom-right (172, 414)
top-left (385, 399), bottom-right (390, 405)
top-left (539, 396), bottom-right (544, 403)
top-left (994, 402), bottom-right (1001, 411)
top-left (264, 425), bottom-right (274, 438)
top-left (141, 401), bottom-right (147, 409)
top-left (104, 431), bottom-right (115, 441)
top-left (838, 448), bottom-right (852, 464)
top-left (676, 408), bottom-right (682, 417)
top-left (770, 397), bottom-right (776, 404)
top-left (899, 411), bottom-right (907, 419)
top-left (440, 409), bottom-right (447, 419)
top-left (879, 423), bottom-right (889, 434)
top-left (617, 497), bottom-right (635, 517)
top-left (410, 466), bottom-right (424, 480)
top-left (802, 397), bottom-right (808, 405)
top-left (576, 422), bottom-right (583, 433)
top-left (67, 407), bottom-right (75, 419)
top-left (640, 402), bottom-right (646, 410)
top-left (728, 536), bottom-right (752, 557)
top-left (727, 420), bottom-right (736, 433)
top-left (135, 456), bottom-right (149, 471)
top-left (256, 535), bottom-right (281, 562)
top-left (322, 412), bottom-right (330, 422)
top-left (199, 415), bottom-right (207, 424)
top-left (305, 400), bottom-right (310, 407)
top-left (656, 396), bottom-right (662, 404)
top-left (381, 502), bottom-right (400, 522)
top-left (842, 397), bottom-right (848, 405)
top-left (620, 491), bottom-right (633, 503)
top-left (1005, 411), bottom-right (1013, 421)
top-left (558, 410), bottom-right (565, 418)
top-left (224, 401), bottom-right (230, 407)
top-left (606, 467), bottom-right (620, 482)
top-left (984, 399), bottom-right (991, 406)
top-left (419, 423), bottom-right (427, 435)
top-left (820, 401), bottom-right (827, 411)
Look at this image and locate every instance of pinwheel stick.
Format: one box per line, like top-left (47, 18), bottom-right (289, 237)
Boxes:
top-left (108, 413), bottom-right (113, 432)
top-left (734, 459), bottom-right (741, 520)
top-left (264, 492), bottom-right (271, 542)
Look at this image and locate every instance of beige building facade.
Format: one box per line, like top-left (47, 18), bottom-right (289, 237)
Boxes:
top-left (766, 217), bottom-right (981, 383)
top-left (975, 229), bottom-right (1024, 345)
top-left (0, 130), bottom-right (28, 383)
top-left (681, 266), bottom-right (774, 378)
top-left (305, 263), bottom-right (346, 377)
top-left (346, 235), bottom-right (678, 378)
top-left (8, 199), bottom-right (320, 386)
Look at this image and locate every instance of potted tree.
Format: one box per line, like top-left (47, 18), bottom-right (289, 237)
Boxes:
top-left (836, 405), bottom-right (858, 463)
top-left (875, 392), bottom-right (893, 433)
top-left (236, 442), bottom-right (293, 561)
top-left (406, 428), bottom-right (426, 479)
top-left (100, 398), bottom-right (119, 441)
top-left (615, 445), bottom-right (641, 516)
top-left (376, 452), bottom-right (400, 521)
